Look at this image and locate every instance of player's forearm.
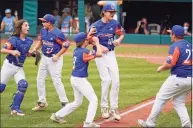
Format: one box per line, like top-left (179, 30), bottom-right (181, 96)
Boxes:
top-left (158, 63), bottom-right (173, 72)
top-left (95, 44), bottom-right (102, 57)
top-left (33, 41), bottom-right (42, 51)
top-left (1, 48), bottom-right (13, 55)
top-left (117, 35), bottom-right (124, 43)
top-left (56, 47), bottom-right (68, 57)
top-left (92, 37), bottom-right (102, 57)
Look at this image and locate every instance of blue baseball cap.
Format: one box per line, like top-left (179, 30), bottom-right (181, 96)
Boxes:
top-left (170, 25), bottom-right (185, 37)
top-left (102, 4), bottom-right (117, 12)
top-left (39, 14), bottom-right (55, 24)
top-left (74, 32), bottom-right (87, 43)
top-left (5, 9), bottom-right (11, 13)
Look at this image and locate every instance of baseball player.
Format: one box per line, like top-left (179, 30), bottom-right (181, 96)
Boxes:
top-left (97, 0), bottom-right (123, 21)
top-left (32, 14), bottom-right (69, 111)
top-left (138, 25), bottom-right (192, 128)
top-left (0, 19), bottom-right (33, 116)
top-left (50, 31), bottom-right (102, 127)
top-left (90, 4), bottom-right (125, 120)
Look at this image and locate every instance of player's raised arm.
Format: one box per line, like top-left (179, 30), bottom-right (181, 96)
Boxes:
top-left (90, 36), bottom-right (102, 57)
top-left (32, 34), bottom-right (43, 52)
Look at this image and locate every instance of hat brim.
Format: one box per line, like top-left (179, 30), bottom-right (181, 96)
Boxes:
top-left (38, 18), bottom-right (46, 21)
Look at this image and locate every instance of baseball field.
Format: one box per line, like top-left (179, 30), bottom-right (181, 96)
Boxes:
top-left (0, 41), bottom-right (192, 127)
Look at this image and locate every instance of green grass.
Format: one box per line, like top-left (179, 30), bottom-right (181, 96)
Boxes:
top-left (157, 104), bottom-right (192, 127)
top-left (115, 45), bottom-right (169, 56)
top-left (0, 45), bottom-right (191, 127)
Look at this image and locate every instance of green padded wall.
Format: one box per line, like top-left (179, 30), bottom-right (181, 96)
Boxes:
top-left (122, 34), bottom-right (192, 44)
top-left (23, 0), bottom-right (38, 36)
top-left (78, 0), bottom-right (85, 32)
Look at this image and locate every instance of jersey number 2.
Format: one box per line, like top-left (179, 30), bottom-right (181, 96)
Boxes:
top-left (183, 49), bottom-right (192, 65)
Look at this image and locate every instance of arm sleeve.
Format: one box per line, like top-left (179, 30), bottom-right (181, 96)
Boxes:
top-left (83, 49), bottom-right (96, 62)
top-left (56, 32), bottom-right (70, 48)
top-left (166, 45), bottom-right (180, 66)
top-left (2, 37), bottom-right (17, 50)
top-left (115, 22), bottom-right (125, 36)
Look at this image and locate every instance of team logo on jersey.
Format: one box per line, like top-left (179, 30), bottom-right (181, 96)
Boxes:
top-left (166, 55), bottom-right (173, 63)
top-left (109, 28), bottom-right (113, 31)
top-left (110, 4), bottom-right (115, 10)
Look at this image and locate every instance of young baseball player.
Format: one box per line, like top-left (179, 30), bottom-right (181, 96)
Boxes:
top-left (0, 19), bottom-right (33, 116)
top-left (90, 4), bottom-right (125, 121)
top-left (138, 25), bottom-right (192, 128)
top-left (32, 14), bottom-right (69, 111)
top-left (97, 0), bottom-right (123, 21)
top-left (50, 31), bottom-right (102, 127)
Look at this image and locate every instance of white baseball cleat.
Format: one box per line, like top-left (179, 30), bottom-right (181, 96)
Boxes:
top-left (32, 102), bottom-right (48, 111)
top-left (83, 122), bottom-right (100, 127)
top-left (11, 109), bottom-right (25, 116)
top-left (50, 113), bottom-right (66, 123)
top-left (183, 122), bottom-right (191, 128)
top-left (101, 107), bottom-right (110, 119)
top-left (110, 108), bottom-right (121, 121)
top-left (138, 119), bottom-right (155, 128)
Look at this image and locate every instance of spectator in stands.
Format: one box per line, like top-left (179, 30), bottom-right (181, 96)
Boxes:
top-left (134, 17), bottom-right (149, 35)
top-left (183, 22), bottom-right (191, 36)
top-left (0, 9), bottom-right (18, 34)
top-left (52, 8), bottom-right (61, 28)
top-left (60, 8), bottom-right (73, 36)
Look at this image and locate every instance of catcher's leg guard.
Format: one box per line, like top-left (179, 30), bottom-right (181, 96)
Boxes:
top-left (11, 79), bottom-right (28, 116)
top-left (0, 83), bottom-right (6, 93)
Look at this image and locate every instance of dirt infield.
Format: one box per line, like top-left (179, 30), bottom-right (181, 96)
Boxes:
top-left (94, 93), bottom-right (191, 127)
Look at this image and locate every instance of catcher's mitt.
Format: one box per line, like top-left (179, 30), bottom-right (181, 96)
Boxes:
top-left (31, 51), bottom-right (41, 65)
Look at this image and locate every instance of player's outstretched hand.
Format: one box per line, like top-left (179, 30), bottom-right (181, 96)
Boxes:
top-left (52, 55), bottom-right (59, 62)
top-left (157, 66), bottom-right (163, 73)
top-left (113, 39), bottom-right (120, 46)
top-left (11, 50), bottom-right (20, 56)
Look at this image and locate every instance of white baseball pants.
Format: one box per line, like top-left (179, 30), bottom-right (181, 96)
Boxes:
top-left (1, 59), bottom-right (25, 85)
top-left (55, 76), bottom-right (98, 123)
top-left (146, 75), bottom-right (191, 127)
top-left (36, 55), bottom-right (68, 103)
top-left (95, 51), bottom-right (120, 110)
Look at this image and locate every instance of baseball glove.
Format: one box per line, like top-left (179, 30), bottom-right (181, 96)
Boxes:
top-left (31, 51), bottom-right (41, 65)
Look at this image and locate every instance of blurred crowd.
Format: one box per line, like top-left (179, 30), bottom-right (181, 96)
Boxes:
top-left (0, 5), bottom-right (192, 36)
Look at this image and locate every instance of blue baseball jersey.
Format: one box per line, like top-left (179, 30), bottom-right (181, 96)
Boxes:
top-left (3, 36), bottom-right (33, 67)
top-left (2, 16), bottom-right (15, 32)
top-left (92, 19), bottom-right (124, 50)
top-left (72, 48), bottom-right (96, 77)
top-left (40, 27), bottom-right (67, 57)
top-left (166, 40), bottom-right (192, 77)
